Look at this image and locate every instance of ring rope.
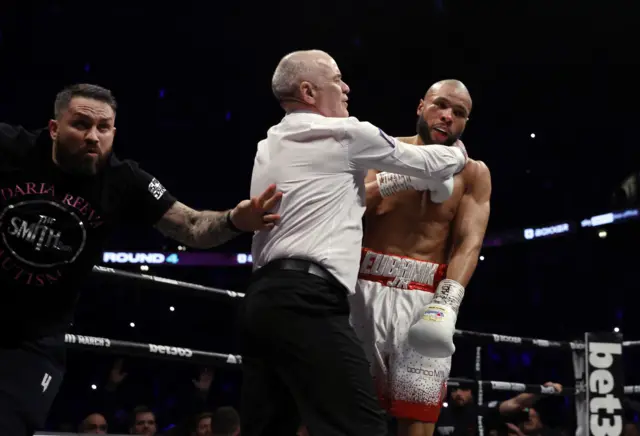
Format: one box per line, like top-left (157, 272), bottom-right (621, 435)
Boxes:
top-left (92, 266), bottom-right (245, 299)
top-left (64, 333), bottom-right (243, 366)
top-left (625, 386), bottom-right (640, 394)
top-left (454, 329), bottom-right (585, 350)
top-left (64, 333), bottom-right (585, 396)
top-left (91, 266), bottom-right (591, 349)
top-left (93, 266), bottom-right (640, 349)
top-left (448, 377), bottom-right (576, 396)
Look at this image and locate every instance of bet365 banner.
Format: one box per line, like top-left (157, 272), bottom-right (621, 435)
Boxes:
top-left (585, 332), bottom-right (624, 436)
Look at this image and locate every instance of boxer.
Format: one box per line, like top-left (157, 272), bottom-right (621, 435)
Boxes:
top-left (351, 79), bottom-right (491, 436)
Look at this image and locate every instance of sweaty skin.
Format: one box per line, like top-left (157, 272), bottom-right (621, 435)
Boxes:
top-left (364, 135), bottom-right (465, 262)
top-left (365, 136), bottom-right (486, 272)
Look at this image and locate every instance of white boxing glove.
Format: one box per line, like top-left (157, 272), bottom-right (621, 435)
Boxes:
top-left (407, 279), bottom-right (465, 358)
top-left (376, 172), bottom-right (431, 197)
top-left (425, 177), bottom-right (454, 203)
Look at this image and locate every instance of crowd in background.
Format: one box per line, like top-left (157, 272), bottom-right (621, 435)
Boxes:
top-left (41, 354), bottom-right (640, 436)
top-left (48, 359), bottom-right (240, 435)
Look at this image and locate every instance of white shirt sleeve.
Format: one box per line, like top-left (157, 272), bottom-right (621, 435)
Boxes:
top-left (339, 117), bottom-right (466, 180)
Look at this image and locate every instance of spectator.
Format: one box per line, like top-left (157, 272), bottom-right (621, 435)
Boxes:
top-left (504, 407), bottom-right (563, 436)
top-left (211, 407), bottom-right (240, 436)
top-left (192, 412), bottom-right (213, 436)
top-left (130, 405), bottom-right (158, 435)
top-left (79, 413), bottom-right (108, 434)
top-left (436, 382), bottom-right (563, 436)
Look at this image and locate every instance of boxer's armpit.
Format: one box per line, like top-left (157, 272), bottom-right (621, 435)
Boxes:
top-left (155, 202), bottom-right (238, 249)
top-left (446, 161), bottom-right (492, 287)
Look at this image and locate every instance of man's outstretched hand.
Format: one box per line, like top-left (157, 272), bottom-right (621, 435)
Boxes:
top-left (230, 184), bottom-right (283, 232)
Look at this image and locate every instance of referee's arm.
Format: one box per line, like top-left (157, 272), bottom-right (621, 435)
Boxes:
top-left (339, 118), bottom-right (466, 180)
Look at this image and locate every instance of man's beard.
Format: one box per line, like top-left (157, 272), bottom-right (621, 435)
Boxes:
top-left (53, 140), bottom-right (109, 176)
top-left (416, 116), bottom-right (457, 146)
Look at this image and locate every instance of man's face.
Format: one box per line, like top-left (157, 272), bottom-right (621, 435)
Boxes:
top-left (49, 96), bottom-right (116, 175)
top-left (81, 413), bottom-right (108, 434)
top-left (195, 416), bottom-right (212, 436)
top-left (303, 56), bottom-right (350, 118)
top-left (131, 412), bottom-right (157, 435)
top-left (450, 387), bottom-right (473, 406)
top-left (416, 83), bottom-right (471, 145)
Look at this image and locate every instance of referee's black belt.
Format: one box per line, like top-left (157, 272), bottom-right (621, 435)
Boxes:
top-left (259, 258), bottom-right (338, 286)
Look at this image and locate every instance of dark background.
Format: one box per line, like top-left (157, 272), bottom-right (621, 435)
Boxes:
top-left (0, 0), bottom-right (638, 432)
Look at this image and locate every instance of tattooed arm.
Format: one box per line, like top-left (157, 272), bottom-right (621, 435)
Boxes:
top-left (154, 184), bottom-right (283, 249)
top-left (155, 202), bottom-right (240, 249)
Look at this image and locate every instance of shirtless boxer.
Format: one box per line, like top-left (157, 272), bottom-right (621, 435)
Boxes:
top-left (350, 79), bottom-right (491, 436)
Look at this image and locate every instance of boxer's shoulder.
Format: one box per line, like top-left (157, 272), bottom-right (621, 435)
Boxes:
top-left (461, 159), bottom-right (491, 192)
top-left (466, 159), bottom-right (490, 177)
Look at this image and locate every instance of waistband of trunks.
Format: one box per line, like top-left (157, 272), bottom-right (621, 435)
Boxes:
top-left (357, 248), bottom-right (447, 292)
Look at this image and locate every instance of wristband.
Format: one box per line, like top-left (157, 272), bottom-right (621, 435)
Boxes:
top-left (226, 210), bottom-right (243, 233)
top-left (376, 172), bottom-right (412, 198)
top-left (432, 279), bottom-right (465, 314)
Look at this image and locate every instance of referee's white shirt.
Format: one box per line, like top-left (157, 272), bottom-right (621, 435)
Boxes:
top-left (250, 111), bottom-right (466, 293)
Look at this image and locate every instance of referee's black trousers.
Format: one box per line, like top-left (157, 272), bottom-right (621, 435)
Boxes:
top-left (238, 260), bottom-right (387, 436)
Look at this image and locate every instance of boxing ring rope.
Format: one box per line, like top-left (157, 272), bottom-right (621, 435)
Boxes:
top-left (63, 333), bottom-right (243, 366)
top-left (63, 333), bottom-right (579, 396)
top-left (91, 265), bottom-right (245, 299)
top-left (85, 265), bottom-right (637, 436)
top-left (92, 266), bottom-right (585, 347)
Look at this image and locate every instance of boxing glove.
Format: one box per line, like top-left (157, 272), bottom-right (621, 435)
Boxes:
top-left (407, 279), bottom-right (465, 358)
top-left (376, 172), bottom-right (432, 197)
top-left (425, 177), bottom-right (454, 203)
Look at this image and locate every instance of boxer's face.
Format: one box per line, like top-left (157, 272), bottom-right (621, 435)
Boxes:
top-left (300, 56), bottom-right (350, 118)
top-left (416, 84), bottom-right (471, 145)
top-left (49, 97), bottom-right (116, 175)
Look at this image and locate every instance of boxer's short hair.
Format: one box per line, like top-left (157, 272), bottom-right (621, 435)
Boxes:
top-left (54, 83), bottom-right (117, 119)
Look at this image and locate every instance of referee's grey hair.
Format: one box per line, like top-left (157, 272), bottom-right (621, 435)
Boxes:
top-left (271, 50), bottom-right (328, 101)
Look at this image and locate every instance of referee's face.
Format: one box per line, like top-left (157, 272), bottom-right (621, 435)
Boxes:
top-left (49, 97), bottom-right (116, 175)
top-left (309, 56), bottom-right (350, 118)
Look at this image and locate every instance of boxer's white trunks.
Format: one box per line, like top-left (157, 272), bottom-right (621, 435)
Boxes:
top-left (350, 248), bottom-right (451, 422)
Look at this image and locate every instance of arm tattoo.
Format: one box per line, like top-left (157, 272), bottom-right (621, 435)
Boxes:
top-left (155, 202), bottom-right (240, 248)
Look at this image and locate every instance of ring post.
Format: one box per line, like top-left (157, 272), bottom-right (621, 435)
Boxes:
top-left (583, 332), bottom-right (624, 436)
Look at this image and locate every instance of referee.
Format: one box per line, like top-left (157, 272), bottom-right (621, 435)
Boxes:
top-left (238, 50), bottom-right (468, 436)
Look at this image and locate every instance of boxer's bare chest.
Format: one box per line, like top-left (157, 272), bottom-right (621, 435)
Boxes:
top-left (363, 169), bottom-right (468, 263)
